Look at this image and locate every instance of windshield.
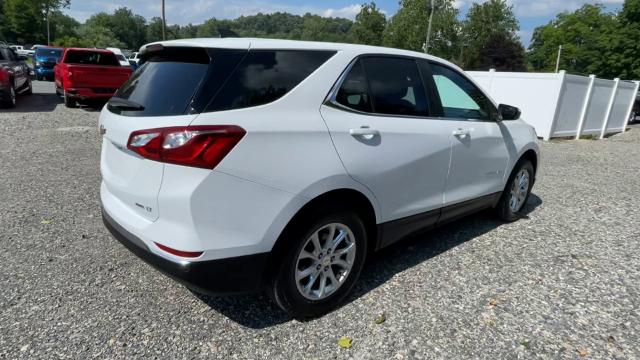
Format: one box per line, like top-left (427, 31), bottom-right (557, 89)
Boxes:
top-left (116, 55), bottom-right (126, 62)
top-left (36, 48), bottom-right (62, 58)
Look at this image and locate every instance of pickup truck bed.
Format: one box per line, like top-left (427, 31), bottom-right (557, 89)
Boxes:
top-left (55, 48), bottom-right (132, 107)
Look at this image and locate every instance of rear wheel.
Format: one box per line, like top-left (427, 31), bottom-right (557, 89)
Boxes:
top-left (495, 160), bottom-right (534, 222)
top-left (270, 210), bottom-right (367, 319)
top-left (64, 93), bottom-right (77, 108)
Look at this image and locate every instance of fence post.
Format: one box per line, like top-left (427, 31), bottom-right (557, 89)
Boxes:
top-left (546, 70), bottom-right (566, 140)
top-left (575, 75), bottom-right (596, 140)
top-left (600, 78), bottom-right (620, 139)
top-left (621, 80), bottom-right (640, 133)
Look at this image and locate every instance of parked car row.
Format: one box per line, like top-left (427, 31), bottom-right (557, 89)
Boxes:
top-left (0, 44), bottom-right (135, 109)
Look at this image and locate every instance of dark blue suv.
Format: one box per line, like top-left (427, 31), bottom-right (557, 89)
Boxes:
top-left (34, 46), bottom-right (63, 81)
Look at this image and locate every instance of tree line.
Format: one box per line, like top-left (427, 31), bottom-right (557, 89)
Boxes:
top-left (1, 0), bottom-right (639, 79)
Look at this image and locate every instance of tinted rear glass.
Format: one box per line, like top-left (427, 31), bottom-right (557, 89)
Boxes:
top-left (112, 47), bottom-right (215, 117)
top-left (205, 50), bottom-right (335, 112)
top-left (65, 51), bottom-right (120, 66)
top-left (110, 48), bottom-right (334, 117)
top-left (362, 57), bottom-right (429, 116)
top-left (36, 48), bottom-right (62, 58)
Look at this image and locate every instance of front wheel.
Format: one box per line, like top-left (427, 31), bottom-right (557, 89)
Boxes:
top-left (270, 211), bottom-right (368, 319)
top-left (495, 160), bottom-right (534, 222)
top-left (24, 78), bottom-right (33, 95)
top-left (1, 84), bottom-right (16, 108)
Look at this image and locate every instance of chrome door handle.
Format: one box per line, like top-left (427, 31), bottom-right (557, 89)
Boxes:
top-left (350, 128), bottom-right (380, 139)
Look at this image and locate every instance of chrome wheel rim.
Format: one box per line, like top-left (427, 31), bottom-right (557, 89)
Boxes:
top-left (295, 223), bottom-right (356, 300)
top-left (509, 169), bottom-right (530, 213)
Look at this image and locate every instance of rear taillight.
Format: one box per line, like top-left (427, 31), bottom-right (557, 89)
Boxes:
top-left (127, 125), bottom-right (245, 169)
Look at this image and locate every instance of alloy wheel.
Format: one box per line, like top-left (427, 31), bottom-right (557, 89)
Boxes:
top-left (295, 223), bottom-right (357, 300)
top-left (509, 169), bottom-right (530, 212)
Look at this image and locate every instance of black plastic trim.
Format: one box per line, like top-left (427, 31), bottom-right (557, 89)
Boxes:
top-left (376, 192), bottom-right (501, 250)
top-left (102, 208), bottom-right (269, 295)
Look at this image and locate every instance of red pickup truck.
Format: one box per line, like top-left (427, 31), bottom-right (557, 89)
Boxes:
top-left (54, 48), bottom-right (132, 107)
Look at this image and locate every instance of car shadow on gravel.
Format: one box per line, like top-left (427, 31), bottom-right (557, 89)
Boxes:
top-left (196, 194), bottom-right (543, 329)
top-left (0, 93), bottom-right (60, 113)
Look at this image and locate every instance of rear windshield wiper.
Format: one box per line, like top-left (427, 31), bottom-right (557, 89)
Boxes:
top-left (108, 97), bottom-right (145, 111)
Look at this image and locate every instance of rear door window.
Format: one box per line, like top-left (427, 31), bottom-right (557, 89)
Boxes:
top-left (361, 57), bottom-right (429, 117)
top-left (205, 50), bottom-right (335, 112)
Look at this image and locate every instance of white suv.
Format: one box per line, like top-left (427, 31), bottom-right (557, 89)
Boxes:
top-left (100, 38), bottom-right (539, 318)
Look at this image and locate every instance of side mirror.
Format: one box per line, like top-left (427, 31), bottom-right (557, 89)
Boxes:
top-left (498, 104), bottom-right (521, 121)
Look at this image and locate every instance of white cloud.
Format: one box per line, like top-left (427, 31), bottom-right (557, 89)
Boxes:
top-left (65, 0), bottom-right (366, 24)
top-left (322, 4), bottom-right (362, 18)
top-left (454, 0), bottom-right (624, 18)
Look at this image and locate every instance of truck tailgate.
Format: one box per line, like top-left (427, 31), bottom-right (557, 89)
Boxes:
top-left (67, 65), bottom-right (131, 88)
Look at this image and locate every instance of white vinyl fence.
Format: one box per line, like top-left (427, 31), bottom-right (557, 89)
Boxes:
top-left (467, 70), bottom-right (640, 140)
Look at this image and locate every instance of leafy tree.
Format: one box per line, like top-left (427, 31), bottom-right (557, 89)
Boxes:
top-left (383, 0), bottom-right (460, 61)
top-left (196, 18), bottom-right (221, 38)
top-left (461, 0), bottom-right (519, 69)
top-left (476, 32), bottom-right (526, 71)
top-left (75, 24), bottom-right (125, 48)
top-left (2, 0), bottom-right (71, 43)
top-left (350, 2), bottom-right (386, 46)
top-left (300, 14), bottom-right (353, 42)
top-left (85, 8), bottom-right (146, 49)
top-left (526, 5), bottom-right (622, 77)
top-left (108, 8), bottom-right (147, 49)
top-left (49, 10), bottom-right (79, 40)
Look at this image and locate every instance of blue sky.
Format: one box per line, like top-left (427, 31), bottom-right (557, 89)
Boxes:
top-left (64, 0), bottom-right (624, 47)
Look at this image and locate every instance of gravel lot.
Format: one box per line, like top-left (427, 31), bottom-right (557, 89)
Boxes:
top-left (1, 81), bottom-right (639, 359)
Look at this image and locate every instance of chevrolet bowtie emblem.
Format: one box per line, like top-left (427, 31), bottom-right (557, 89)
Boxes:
top-left (99, 124), bottom-right (106, 135)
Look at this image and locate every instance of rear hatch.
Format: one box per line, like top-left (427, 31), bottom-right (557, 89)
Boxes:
top-left (100, 45), bottom-right (249, 221)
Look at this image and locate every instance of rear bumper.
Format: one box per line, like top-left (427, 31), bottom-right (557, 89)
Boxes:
top-left (102, 208), bottom-right (269, 295)
top-left (66, 88), bottom-right (116, 99)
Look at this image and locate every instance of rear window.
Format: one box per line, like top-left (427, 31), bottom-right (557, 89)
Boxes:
top-left (111, 48), bottom-right (334, 117)
top-left (36, 48), bottom-right (62, 58)
top-left (65, 51), bottom-right (120, 66)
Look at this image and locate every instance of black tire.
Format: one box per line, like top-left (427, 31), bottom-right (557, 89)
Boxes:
top-left (36, 74), bottom-right (42, 81)
top-left (495, 160), bottom-right (534, 222)
top-left (269, 210), bottom-right (368, 319)
top-left (24, 78), bottom-right (33, 95)
top-left (64, 93), bottom-right (77, 108)
top-left (1, 83), bottom-right (16, 108)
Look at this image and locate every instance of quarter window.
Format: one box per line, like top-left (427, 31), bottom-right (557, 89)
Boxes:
top-left (206, 50), bottom-right (335, 112)
top-left (335, 60), bottom-right (372, 113)
top-left (362, 57), bottom-right (429, 116)
top-left (429, 63), bottom-right (493, 120)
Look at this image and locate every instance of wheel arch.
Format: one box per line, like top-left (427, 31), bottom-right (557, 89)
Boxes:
top-left (264, 188), bottom-right (378, 283)
top-left (519, 149), bottom-right (538, 176)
